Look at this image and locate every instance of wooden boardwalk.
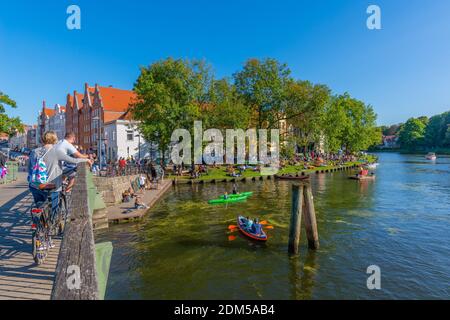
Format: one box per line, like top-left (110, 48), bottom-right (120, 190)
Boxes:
top-left (0, 174), bottom-right (60, 300)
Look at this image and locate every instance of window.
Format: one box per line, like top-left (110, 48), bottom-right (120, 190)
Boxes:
top-left (127, 130), bottom-right (134, 141)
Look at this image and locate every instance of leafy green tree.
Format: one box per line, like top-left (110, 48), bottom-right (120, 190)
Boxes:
top-left (207, 78), bottom-right (251, 130)
top-left (382, 124), bottom-right (401, 136)
top-left (324, 94), bottom-right (381, 153)
top-left (425, 114), bottom-right (444, 148)
top-left (0, 91), bottom-right (23, 136)
top-left (130, 58), bottom-right (213, 162)
top-left (398, 117), bottom-right (428, 150)
top-left (285, 80), bottom-right (331, 152)
top-left (234, 58), bottom-right (291, 129)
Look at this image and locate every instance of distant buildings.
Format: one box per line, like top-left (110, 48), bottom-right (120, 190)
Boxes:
top-left (32, 83), bottom-right (149, 161)
top-left (9, 125), bottom-right (34, 151)
top-left (65, 83), bottom-right (144, 160)
top-left (381, 135), bottom-right (399, 149)
top-left (26, 125), bottom-right (38, 149)
top-left (37, 102), bottom-right (66, 144)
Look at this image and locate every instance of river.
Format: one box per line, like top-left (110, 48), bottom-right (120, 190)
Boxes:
top-left (96, 153), bottom-right (450, 299)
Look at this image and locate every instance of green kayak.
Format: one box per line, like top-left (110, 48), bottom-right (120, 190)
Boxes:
top-left (208, 195), bottom-right (248, 204)
top-left (219, 192), bottom-right (253, 199)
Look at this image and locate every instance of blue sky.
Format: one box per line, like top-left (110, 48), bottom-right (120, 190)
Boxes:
top-left (1, 0), bottom-right (449, 126)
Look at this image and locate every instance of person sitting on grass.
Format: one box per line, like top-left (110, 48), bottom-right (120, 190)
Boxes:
top-left (223, 192), bottom-right (229, 200)
top-left (135, 196), bottom-right (149, 209)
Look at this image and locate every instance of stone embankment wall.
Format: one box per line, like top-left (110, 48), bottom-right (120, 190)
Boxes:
top-left (93, 175), bottom-right (140, 206)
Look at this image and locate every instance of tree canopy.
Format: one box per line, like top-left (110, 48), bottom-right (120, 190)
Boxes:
top-left (130, 57), bottom-right (382, 162)
top-left (0, 91), bottom-right (23, 136)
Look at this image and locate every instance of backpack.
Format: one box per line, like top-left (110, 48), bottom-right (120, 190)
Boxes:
top-left (30, 147), bottom-right (52, 186)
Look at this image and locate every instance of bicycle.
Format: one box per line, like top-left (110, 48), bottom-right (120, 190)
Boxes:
top-left (30, 183), bottom-right (68, 265)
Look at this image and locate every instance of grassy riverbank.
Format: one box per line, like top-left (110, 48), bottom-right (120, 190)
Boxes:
top-left (167, 157), bottom-right (374, 182)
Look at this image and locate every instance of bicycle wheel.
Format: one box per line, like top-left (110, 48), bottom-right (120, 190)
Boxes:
top-left (57, 194), bottom-right (68, 236)
top-left (32, 229), bottom-right (46, 265)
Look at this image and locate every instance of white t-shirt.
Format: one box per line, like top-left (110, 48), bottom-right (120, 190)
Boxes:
top-left (56, 139), bottom-right (77, 156)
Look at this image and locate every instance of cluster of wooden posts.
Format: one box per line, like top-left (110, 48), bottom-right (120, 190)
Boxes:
top-left (288, 183), bottom-right (319, 254)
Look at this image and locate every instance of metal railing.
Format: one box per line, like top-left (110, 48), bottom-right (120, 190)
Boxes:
top-left (0, 161), bottom-right (18, 184)
top-left (97, 164), bottom-right (146, 177)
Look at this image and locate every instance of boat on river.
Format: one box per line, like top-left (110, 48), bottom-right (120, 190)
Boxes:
top-left (425, 153), bottom-right (437, 161)
top-left (237, 216), bottom-right (268, 242)
top-left (349, 174), bottom-right (376, 181)
top-left (208, 195), bottom-right (248, 204)
top-left (219, 192), bottom-right (253, 199)
top-left (275, 174), bottom-right (310, 181)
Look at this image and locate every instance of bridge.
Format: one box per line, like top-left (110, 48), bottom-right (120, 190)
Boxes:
top-left (0, 164), bottom-right (112, 300)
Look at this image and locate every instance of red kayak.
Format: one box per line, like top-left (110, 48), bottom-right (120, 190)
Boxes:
top-left (237, 216), bottom-right (268, 242)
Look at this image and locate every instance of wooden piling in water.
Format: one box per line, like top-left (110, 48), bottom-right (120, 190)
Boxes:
top-left (303, 185), bottom-right (320, 250)
top-left (288, 184), bottom-right (303, 254)
top-left (288, 183), bottom-right (319, 254)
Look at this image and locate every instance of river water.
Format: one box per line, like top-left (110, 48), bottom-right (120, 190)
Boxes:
top-left (96, 153), bottom-right (450, 299)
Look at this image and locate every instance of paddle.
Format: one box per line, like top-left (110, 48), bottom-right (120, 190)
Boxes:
top-left (228, 224), bottom-right (274, 231)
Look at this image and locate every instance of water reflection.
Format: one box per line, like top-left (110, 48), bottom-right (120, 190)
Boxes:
top-left (96, 153), bottom-right (450, 299)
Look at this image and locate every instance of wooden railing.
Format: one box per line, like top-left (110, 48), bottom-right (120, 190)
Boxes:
top-left (51, 163), bottom-right (112, 300)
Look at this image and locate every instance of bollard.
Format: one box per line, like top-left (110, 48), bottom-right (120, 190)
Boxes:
top-left (302, 184), bottom-right (320, 250)
top-left (288, 185), bottom-right (303, 254)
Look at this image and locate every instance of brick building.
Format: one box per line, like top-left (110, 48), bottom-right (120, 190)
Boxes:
top-left (65, 83), bottom-right (137, 153)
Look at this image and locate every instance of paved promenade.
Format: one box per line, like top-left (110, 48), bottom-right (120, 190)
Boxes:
top-left (0, 173), bottom-right (60, 300)
top-left (106, 179), bottom-right (172, 223)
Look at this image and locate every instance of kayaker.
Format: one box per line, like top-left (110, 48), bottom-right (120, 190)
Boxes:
top-left (246, 217), bottom-right (253, 229)
top-left (232, 183), bottom-right (238, 195)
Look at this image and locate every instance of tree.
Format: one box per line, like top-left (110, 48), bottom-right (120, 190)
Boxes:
top-left (0, 91), bottom-right (23, 136)
top-left (424, 114), bottom-right (444, 148)
top-left (398, 117), bottom-right (428, 150)
top-left (324, 94), bottom-right (381, 153)
top-left (234, 58), bottom-right (291, 129)
top-left (207, 78), bottom-right (251, 130)
top-left (285, 80), bottom-right (331, 152)
top-left (382, 124), bottom-right (401, 136)
top-left (130, 58), bottom-right (213, 162)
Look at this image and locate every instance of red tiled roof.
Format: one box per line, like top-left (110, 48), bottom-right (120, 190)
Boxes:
top-left (98, 87), bottom-right (136, 112)
top-left (43, 108), bottom-right (55, 117)
top-left (104, 111), bottom-right (127, 123)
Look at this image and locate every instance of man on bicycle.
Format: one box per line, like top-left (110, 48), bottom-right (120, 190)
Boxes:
top-left (28, 131), bottom-right (92, 251)
top-left (55, 132), bottom-right (91, 192)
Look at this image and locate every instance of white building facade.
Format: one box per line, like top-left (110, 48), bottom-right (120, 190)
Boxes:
top-left (104, 120), bottom-right (153, 162)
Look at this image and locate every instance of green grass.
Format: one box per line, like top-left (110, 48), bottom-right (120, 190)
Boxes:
top-left (167, 160), bottom-right (367, 181)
